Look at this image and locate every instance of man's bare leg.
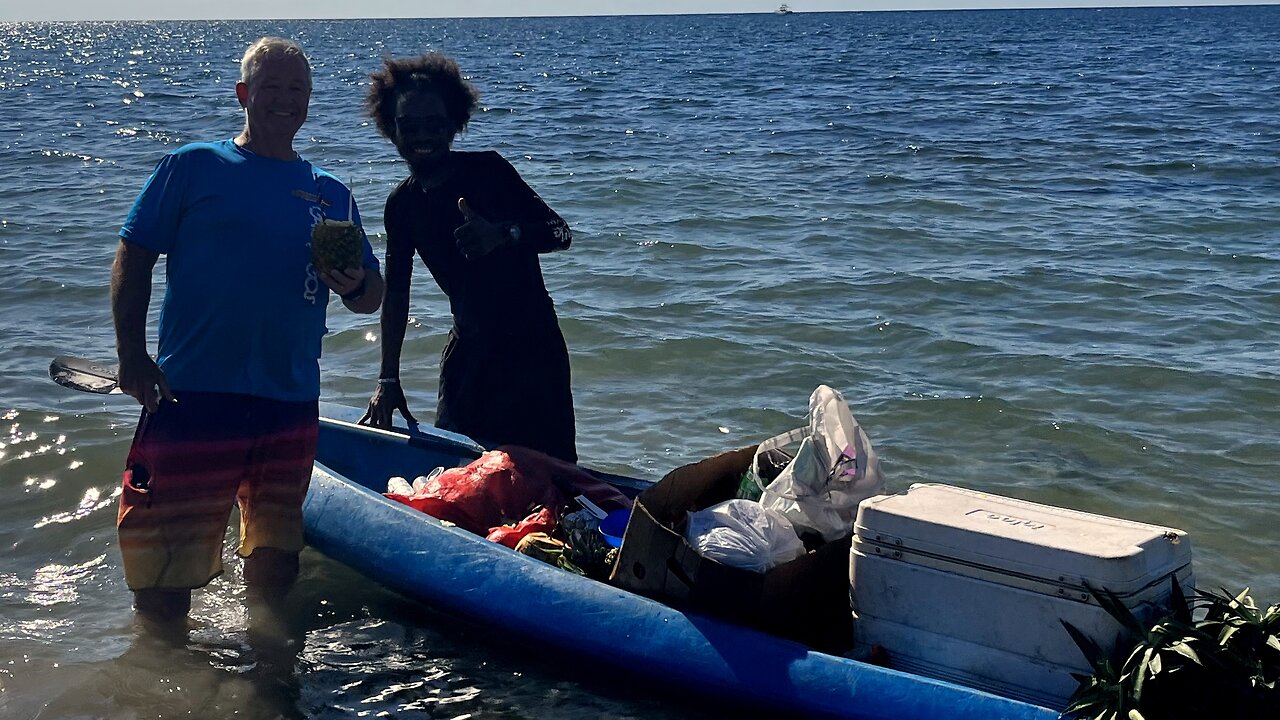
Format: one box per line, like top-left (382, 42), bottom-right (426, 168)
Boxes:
top-left (133, 588), bottom-right (191, 644)
top-left (243, 547), bottom-right (299, 603)
top-left (244, 546), bottom-right (305, 717)
top-left (133, 588), bottom-right (192, 618)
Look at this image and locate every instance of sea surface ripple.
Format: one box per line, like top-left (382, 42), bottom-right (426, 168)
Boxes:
top-left (1, 7), bottom-right (1278, 719)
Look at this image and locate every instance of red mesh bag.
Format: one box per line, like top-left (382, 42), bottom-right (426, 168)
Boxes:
top-left (385, 447), bottom-right (629, 538)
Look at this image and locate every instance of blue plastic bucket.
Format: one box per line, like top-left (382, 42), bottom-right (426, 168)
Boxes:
top-left (598, 508), bottom-right (631, 548)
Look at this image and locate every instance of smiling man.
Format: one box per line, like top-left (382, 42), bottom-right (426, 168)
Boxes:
top-left (110, 37), bottom-right (384, 631)
top-left (358, 53), bottom-right (578, 465)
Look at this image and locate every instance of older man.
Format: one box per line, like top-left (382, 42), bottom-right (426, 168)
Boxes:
top-left (111, 37), bottom-right (383, 625)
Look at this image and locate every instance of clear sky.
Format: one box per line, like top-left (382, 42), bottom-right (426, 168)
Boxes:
top-left (2, 1), bottom-right (1271, 23)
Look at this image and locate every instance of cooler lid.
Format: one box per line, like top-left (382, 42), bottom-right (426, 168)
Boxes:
top-left (854, 483), bottom-right (1192, 595)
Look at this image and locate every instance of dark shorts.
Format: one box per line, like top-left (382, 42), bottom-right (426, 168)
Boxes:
top-left (437, 324), bottom-right (578, 464)
top-left (116, 392), bottom-right (318, 591)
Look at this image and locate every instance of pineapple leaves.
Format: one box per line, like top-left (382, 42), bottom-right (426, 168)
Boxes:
top-left (1166, 641), bottom-right (1200, 666)
top-left (1064, 619), bottom-right (1108, 669)
top-left (1062, 580), bottom-right (1279, 719)
top-left (1170, 576), bottom-right (1192, 625)
top-left (1088, 581), bottom-right (1148, 637)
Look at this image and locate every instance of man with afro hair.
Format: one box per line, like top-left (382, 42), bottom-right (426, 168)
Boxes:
top-left (359, 53), bottom-right (578, 464)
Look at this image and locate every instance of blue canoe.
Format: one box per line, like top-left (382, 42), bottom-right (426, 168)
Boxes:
top-left (303, 406), bottom-right (1060, 720)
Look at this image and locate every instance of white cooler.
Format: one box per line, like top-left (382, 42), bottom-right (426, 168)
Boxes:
top-left (849, 483), bottom-right (1193, 709)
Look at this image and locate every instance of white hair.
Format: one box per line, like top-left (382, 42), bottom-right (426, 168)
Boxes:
top-left (239, 37), bottom-right (311, 86)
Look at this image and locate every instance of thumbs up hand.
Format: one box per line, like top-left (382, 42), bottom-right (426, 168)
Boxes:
top-left (454, 197), bottom-right (512, 260)
top-left (457, 197), bottom-right (477, 222)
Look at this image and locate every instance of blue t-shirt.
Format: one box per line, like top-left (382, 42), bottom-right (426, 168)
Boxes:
top-left (120, 139), bottom-right (379, 402)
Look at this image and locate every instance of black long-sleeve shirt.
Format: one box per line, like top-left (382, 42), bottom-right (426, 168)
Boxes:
top-left (383, 150), bottom-right (571, 341)
top-left (381, 150), bottom-right (578, 462)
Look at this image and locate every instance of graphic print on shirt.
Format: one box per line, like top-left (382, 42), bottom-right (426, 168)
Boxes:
top-left (303, 201), bottom-right (324, 305)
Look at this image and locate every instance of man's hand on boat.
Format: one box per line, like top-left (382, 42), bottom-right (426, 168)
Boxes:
top-left (359, 379), bottom-right (419, 429)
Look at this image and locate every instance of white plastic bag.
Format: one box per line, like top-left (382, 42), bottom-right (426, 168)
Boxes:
top-left (752, 385), bottom-right (885, 542)
top-left (685, 499), bottom-right (806, 574)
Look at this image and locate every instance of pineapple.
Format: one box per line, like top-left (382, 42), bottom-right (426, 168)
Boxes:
top-left (310, 219), bottom-right (363, 273)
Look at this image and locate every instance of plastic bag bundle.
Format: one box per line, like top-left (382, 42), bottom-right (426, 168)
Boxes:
top-left (386, 467), bottom-right (445, 496)
top-left (750, 385), bottom-right (885, 542)
top-left (383, 448), bottom-right (629, 537)
top-left (685, 499), bottom-right (806, 574)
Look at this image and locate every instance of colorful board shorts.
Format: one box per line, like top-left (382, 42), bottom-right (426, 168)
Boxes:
top-left (116, 391), bottom-right (319, 591)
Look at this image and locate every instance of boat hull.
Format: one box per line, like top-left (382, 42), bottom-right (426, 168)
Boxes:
top-left (303, 409), bottom-right (1058, 720)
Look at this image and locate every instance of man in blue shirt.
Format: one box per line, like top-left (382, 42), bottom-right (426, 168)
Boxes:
top-left (111, 36), bottom-right (383, 628)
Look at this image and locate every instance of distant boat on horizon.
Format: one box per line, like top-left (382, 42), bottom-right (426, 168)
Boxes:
top-left (777, 3), bottom-right (795, 14)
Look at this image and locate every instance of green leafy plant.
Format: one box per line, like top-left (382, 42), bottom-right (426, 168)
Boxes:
top-left (1061, 579), bottom-right (1280, 720)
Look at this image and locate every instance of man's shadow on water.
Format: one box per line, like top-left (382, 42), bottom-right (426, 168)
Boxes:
top-left (118, 596), bottom-right (308, 720)
top-left (36, 566), bottom-right (321, 720)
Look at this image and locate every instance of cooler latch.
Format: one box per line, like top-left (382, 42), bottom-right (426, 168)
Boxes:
top-left (1053, 575), bottom-right (1093, 603)
top-left (866, 532), bottom-right (905, 560)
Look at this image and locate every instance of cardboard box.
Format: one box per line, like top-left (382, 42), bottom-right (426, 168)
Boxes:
top-left (609, 446), bottom-right (854, 654)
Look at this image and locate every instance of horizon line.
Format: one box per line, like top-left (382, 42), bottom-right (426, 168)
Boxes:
top-left (4, 3), bottom-right (1277, 24)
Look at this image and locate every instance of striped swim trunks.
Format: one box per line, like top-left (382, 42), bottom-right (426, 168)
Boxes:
top-left (116, 391), bottom-right (318, 591)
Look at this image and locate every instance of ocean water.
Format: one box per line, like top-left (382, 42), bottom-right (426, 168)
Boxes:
top-left (2, 6), bottom-right (1279, 718)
